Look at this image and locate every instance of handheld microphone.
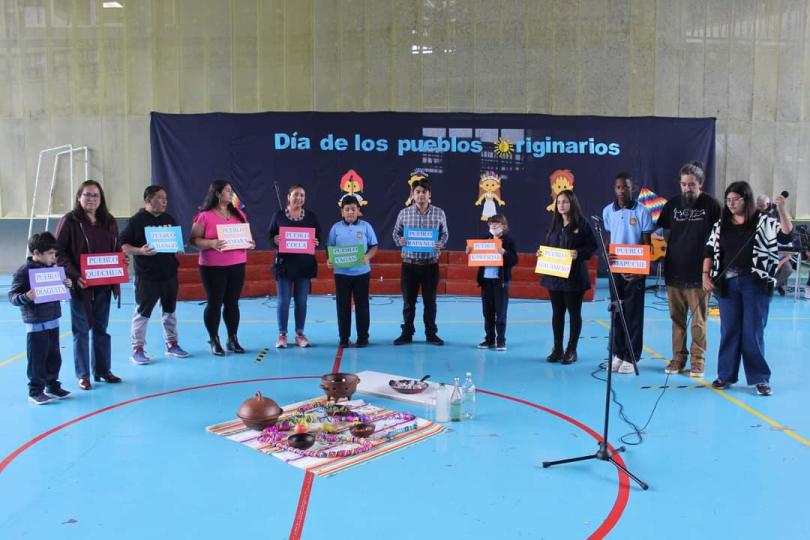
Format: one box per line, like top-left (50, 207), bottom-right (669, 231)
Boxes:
top-left (590, 215), bottom-right (602, 224)
top-left (781, 190), bottom-right (789, 198)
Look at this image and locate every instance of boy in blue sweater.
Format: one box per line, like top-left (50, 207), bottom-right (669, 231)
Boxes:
top-left (9, 232), bottom-right (73, 404)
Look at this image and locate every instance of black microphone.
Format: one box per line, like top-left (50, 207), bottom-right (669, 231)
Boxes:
top-left (781, 190), bottom-right (789, 198)
top-left (590, 215), bottom-right (602, 224)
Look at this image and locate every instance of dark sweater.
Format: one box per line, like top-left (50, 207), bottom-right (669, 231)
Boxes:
top-left (268, 209), bottom-right (322, 279)
top-left (541, 217), bottom-right (598, 292)
top-left (9, 258), bottom-right (63, 324)
top-left (475, 234), bottom-right (518, 286)
top-left (55, 210), bottom-right (121, 301)
top-left (120, 208), bottom-right (180, 281)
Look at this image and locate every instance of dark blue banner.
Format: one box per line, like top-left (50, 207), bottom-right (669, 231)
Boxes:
top-left (150, 111), bottom-right (715, 252)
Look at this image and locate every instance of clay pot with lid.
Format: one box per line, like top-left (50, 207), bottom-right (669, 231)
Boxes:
top-left (320, 372), bottom-right (360, 402)
top-left (237, 391), bottom-right (283, 430)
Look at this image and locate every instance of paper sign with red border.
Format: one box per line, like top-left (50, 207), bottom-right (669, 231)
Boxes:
top-left (80, 253), bottom-right (128, 286)
top-left (609, 244), bottom-right (651, 275)
top-left (216, 223), bottom-right (253, 251)
top-left (466, 238), bottom-right (503, 267)
top-left (279, 226), bottom-right (316, 254)
top-left (534, 245), bottom-right (574, 278)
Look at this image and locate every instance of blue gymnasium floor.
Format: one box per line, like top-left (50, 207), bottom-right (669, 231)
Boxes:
top-left (1, 279), bottom-right (809, 539)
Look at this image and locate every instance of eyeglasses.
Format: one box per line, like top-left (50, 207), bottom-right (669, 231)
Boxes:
top-left (725, 196), bottom-right (743, 204)
top-left (81, 192), bottom-right (100, 199)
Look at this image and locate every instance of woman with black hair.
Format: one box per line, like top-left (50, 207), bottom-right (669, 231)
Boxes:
top-left (190, 180), bottom-right (255, 356)
top-left (56, 180), bottom-right (124, 390)
top-left (539, 190), bottom-right (597, 365)
top-left (268, 184), bottom-right (321, 348)
top-left (703, 181), bottom-right (792, 396)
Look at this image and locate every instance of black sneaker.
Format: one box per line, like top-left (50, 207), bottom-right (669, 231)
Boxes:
top-left (339, 339), bottom-right (350, 347)
top-left (45, 387), bottom-right (71, 399)
top-left (546, 349), bottom-right (563, 363)
top-left (393, 334), bottom-right (412, 345)
top-left (777, 286), bottom-right (786, 296)
top-left (426, 335), bottom-right (444, 346)
top-left (28, 393), bottom-right (51, 405)
top-left (355, 339), bottom-right (369, 348)
top-left (477, 340), bottom-right (495, 349)
top-left (755, 383), bottom-right (772, 396)
top-left (711, 378), bottom-right (730, 389)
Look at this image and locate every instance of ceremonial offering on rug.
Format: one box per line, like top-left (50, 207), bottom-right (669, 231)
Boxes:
top-left (207, 398), bottom-right (444, 477)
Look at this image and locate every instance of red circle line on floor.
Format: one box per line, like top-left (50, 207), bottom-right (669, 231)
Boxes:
top-left (0, 377), bottom-right (629, 539)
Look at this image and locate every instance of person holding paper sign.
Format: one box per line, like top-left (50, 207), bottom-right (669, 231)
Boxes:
top-left (392, 178), bottom-right (449, 345)
top-left (121, 185), bottom-right (189, 365)
top-left (268, 184), bottom-right (322, 348)
top-left (703, 182), bottom-right (792, 396)
top-left (602, 173), bottom-right (654, 374)
top-left (326, 196), bottom-right (378, 347)
top-left (9, 232), bottom-right (73, 404)
top-left (468, 214), bottom-right (517, 351)
top-left (56, 180), bottom-right (124, 390)
top-left (190, 180), bottom-right (255, 356)
top-left (540, 191), bottom-right (596, 364)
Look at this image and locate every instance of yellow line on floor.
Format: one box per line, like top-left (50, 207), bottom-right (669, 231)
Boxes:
top-left (593, 319), bottom-right (810, 448)
top-left (0, 331), bottom-right (72, 368)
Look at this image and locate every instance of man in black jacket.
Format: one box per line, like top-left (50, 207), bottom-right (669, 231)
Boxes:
top-left (121, 186), bottom-right (189, 364)
top-left (9, 232), bottom-right (72, 404)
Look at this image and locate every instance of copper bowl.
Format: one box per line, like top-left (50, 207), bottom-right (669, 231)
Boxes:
top-left (389, 379), bottom-right (430, 394)
top-left (287, 433), bottom-right (316, 450)
top-left (236, 391), bottom-right (283, 430)
top-left (320, 372), bottom-right (360, 402)
top-left (349, 422), bottom-right (375, 438)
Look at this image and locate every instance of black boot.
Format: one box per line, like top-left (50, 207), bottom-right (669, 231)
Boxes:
top-left (546, 347), bottom-right (563, 363)
top-left (209, 336), bottom-right (225, 356)
top-left (561, 347), bottom-right (578, 364)
top-left (227, 335), bottom-right (245, 353)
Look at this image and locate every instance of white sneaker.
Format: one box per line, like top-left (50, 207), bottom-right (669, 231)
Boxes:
top-left (611, 355), bottom-right (623, 371)
top-left (805, 287), bottom-right (810, 299)
top-left (618, 361), bottom-right (636, 374)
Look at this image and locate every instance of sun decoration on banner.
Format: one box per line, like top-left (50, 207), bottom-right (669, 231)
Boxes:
top-left (493, 137), bottom-right (515, 158)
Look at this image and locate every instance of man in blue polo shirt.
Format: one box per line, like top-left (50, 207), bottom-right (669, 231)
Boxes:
top-left (327, 196), bottom-right (378, 347)
top-left (602, 172), bottom-right (654, 374)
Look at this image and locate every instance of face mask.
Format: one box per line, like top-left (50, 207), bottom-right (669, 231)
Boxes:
top-left (489, 226), bottom-right (502, 236)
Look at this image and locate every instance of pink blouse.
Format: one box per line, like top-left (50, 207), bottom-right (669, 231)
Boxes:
top-left (193, 209), bottom-right (249, 267)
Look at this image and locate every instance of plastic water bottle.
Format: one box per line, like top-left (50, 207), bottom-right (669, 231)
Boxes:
top-left (449, 377), bottom-right (464, 422)
top-left (462, 372), bottom-right (476, 419)
top-left (435, 383), bottom-right (450, 422)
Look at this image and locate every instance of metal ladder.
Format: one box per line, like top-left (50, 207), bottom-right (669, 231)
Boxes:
top-left (26, 144), bottom-right (89, 255)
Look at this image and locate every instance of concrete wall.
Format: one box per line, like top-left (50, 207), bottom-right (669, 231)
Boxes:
top-left (1, 0), bottom-right (809, 220)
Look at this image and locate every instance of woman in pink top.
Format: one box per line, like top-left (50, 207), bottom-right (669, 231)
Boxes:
top-left (190, 180), bottom-right (255, 356)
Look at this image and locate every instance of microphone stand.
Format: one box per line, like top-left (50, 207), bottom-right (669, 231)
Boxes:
top-left (542, 216), bottom-right (649, 490)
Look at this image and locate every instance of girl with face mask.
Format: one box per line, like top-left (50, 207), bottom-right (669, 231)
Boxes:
top-left (468, 214), bottom-right (518, 351)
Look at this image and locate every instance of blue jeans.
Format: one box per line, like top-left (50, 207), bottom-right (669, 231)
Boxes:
top-left (716, 275), bottom-right (771, 385)
top-left (70, 288), bottom-right (112, 379)
top-left (276, 277), bottom-right (310, 334)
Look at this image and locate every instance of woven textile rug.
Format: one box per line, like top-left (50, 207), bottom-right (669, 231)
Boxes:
top-left (207, 398), bottom-right (445, 477)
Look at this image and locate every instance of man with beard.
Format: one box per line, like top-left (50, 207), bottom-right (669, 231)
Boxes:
top-left (657, 162), bottom-right (721, 377)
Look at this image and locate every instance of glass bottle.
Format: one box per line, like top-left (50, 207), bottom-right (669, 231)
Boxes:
top-left (450, 377), bottom-right (464, 422)
top-left (462, 372), bottom-right (476, 419)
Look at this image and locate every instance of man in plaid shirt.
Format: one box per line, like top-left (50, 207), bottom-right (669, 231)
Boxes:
top-left (392, 178), bottom-right (449, 345)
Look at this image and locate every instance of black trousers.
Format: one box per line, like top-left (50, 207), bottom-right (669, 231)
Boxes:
top-left (400, 262), bottom-right (439, 336)
top-left (27, 327), bottom-right (62, 396)
top-left (548, 289), bottom-right (585, 351)
top-left (610, 275), bottom-right (646, 362)
top-left (135, 275), bottom-right (178, 317)
top-left (199, 264), bottom-right (245, 339)
top-left (334, 273), bottom-right (371, 341)
top-left (481, 279), bottom-right (509, 344)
